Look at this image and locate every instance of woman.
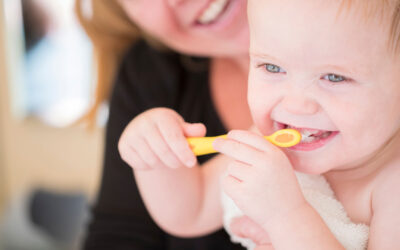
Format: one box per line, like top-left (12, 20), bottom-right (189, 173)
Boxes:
top-left (76, 0), bottom-right (258, 249)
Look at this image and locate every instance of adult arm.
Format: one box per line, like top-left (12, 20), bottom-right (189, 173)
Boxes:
top-left (83, 42), bottom-right (172, 250)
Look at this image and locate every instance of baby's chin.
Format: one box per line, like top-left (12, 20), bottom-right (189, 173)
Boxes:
top-left (286, 154), bottom-right (334, 175)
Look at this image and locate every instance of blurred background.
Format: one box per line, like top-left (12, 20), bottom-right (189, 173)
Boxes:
top-left (0, 0), bottom-right (104, 249)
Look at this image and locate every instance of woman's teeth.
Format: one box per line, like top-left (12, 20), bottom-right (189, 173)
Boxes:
top-left (197, 0), bottom-right (229, 24)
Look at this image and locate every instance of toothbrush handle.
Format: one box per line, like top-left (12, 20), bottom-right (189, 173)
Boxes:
top-left (187, 135), bottom-right (272, 156)
top-left (187, 135), bottom-right (227, 156)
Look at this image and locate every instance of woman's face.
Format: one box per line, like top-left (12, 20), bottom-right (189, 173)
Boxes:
top-left (117, 0), bottom-right (249, 57)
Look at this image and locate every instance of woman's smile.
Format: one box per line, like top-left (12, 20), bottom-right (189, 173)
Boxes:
top-left (194, 0), bottom-right (246, 33)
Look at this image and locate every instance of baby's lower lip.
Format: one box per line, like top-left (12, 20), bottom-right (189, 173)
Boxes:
top-left (275, 122), bottom-right (339, 151)
top-left (289, 131), bottom-right (339, 151)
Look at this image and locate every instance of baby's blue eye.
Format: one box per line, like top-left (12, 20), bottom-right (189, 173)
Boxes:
top-left (265, 64), bottom-right (285, 73)
top-left (324, 74), bottom-right (346, 82)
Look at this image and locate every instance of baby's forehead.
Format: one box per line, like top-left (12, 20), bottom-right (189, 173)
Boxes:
top-left (326, 0), bottom-right (400, 55)
top-left (249, 0), bottom-right (400, 56)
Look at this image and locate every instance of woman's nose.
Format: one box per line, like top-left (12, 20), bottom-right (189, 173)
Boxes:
top-left (280, 94), bottom-right (320, 115)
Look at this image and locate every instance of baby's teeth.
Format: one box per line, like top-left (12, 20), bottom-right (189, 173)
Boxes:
top-left (301, 130), bottom-right (314, 137)
top-left (198, 0), bottom-right (228, 24)
top-left (321, 131), bottom-right (331, 138)
top-left (301, 136), bottom-right (315, 143)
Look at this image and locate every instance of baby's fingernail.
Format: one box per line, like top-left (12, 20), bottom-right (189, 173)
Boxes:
top-left (227, 130), bottom-right (236, 137)
top-left (186, 158), bottom-right (196, 167)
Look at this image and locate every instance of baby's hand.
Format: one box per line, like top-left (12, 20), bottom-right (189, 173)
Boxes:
top-left (118, 108), bottom-right (206, 170)
top-left (214, 130), bottom-right (306, 228)
top-left (230, 216), bottom-right (271, 245)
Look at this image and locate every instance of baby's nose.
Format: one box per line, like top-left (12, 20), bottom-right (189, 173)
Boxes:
top-left (281, 94), bottom-right (320, 115)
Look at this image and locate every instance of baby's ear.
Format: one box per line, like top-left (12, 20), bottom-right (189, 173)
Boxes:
top-left (182, 122), bottom-right (206, 138)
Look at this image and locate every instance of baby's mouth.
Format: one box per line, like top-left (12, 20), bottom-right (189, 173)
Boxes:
top-left (277, 122), bottom-right (334, 143)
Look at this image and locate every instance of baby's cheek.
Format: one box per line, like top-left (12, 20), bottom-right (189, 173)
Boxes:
top-left (247, 102), bottom-right (274, 135)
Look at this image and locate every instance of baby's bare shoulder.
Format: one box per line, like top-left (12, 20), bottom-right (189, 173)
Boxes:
top-left (368, 164), bottom-right (400, 248)
top-left (372, 163), bottom-right (400, 207)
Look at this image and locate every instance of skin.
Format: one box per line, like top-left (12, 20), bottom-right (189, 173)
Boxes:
top-left (213, 0), bottom-right (400, 249)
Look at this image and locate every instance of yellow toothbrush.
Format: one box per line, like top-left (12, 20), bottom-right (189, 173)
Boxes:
top-left (187, 129), bottom-right (302, 156)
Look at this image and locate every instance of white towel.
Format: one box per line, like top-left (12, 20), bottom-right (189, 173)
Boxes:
top-left (222, 172), bottom-right (369, 250)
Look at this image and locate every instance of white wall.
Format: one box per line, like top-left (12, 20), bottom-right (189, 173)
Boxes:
top-left (0, 0), bottom-right (104, 213)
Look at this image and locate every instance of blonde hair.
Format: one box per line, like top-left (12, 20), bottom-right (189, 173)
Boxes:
top-left (75, 0), bottom-right (161, 127)
top-left (337, 0), bottom-right (400, 53)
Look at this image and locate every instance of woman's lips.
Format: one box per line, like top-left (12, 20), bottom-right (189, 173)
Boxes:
top-left (197, 0), bottom-right (230, 24)
top-left (193, 0), bottom-right (242, 31)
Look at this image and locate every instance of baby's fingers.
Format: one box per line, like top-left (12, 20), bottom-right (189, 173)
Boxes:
top-left (230, 216), bottom-right (271, 245)
top-left (227, 130), bottom-right (280, 154)
top-left (213, 137), bottom-right (264, 166)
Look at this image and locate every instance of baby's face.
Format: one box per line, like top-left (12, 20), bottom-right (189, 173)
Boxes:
top-left (247, 0), bottom-right (400, 174)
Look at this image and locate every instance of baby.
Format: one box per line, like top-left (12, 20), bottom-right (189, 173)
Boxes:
top-left (119, 0), bottom-right (400, 249)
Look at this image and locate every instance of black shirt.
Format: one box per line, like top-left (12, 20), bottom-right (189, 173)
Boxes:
top-left (83, 40), bottom-right (245, 250)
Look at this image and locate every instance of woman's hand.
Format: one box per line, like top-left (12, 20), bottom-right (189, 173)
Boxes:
top-left (214, 130), bottom-right (306, 229)
top-left (118, 107), bottom-right (206, 170)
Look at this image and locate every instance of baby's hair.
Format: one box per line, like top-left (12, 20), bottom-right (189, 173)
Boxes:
top-left (337, 0), bottom-right (400, 54)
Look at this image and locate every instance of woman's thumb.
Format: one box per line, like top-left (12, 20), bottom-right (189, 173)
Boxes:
top-left (182, 122), bottom-right (207, 137)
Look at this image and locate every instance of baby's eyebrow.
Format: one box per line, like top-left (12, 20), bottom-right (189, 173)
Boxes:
top-left (249, 51), bottom-right (279, 61)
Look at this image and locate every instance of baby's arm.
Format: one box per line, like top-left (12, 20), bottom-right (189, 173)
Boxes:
top-left (368, 167), bottom-right (400, 249)
top-left (215, 130), bottom-right (345, 250)
top-left (119, 108), bottom-right (229, 237)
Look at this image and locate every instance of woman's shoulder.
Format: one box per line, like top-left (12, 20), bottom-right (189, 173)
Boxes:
top-left (121, 40), bottom-right (209, 84)
top-left (121, 40), bottom-right (182, 84)
top-left (110, 40), bottom-right (210, 111)
top-left (111, 40), bottom-right (182, 108)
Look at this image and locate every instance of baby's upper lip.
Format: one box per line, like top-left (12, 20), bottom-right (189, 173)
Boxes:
top-left (276, 121), bottom-right (336, 133)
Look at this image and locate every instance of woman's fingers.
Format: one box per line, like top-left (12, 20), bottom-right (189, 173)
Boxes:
top-left (118, 144), bottom-right (150, 170)
top-left (119, 108), bottom-right (204, 170)
top-left (182, 122), bottom-right (206, 138)
top-left (156, 116), bottom-right (198, 167)
top-left (132, 136), bottom-right (163, 169)
top-left (143, 121), bottom-right (183, 169)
